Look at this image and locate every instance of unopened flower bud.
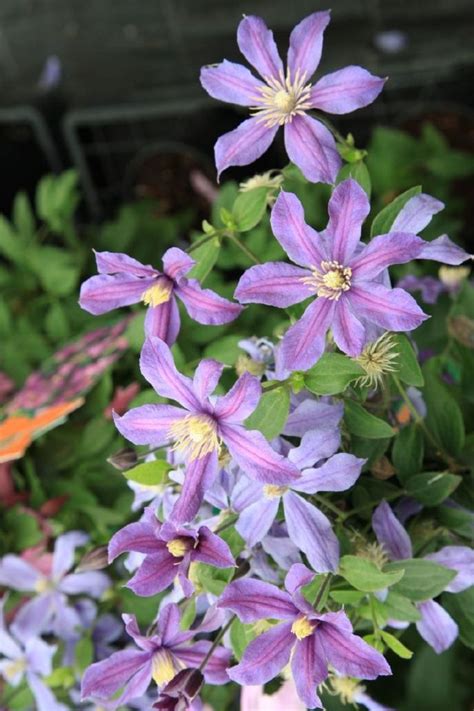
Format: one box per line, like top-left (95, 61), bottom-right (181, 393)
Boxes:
top-left (75, 545), bottom-right (109, 573)
top-left (107, 447), bottom-right (137, 471)
top-left (153, 668), bottom-right (204, 710)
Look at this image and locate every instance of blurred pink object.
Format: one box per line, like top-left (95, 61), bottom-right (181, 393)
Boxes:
top-left (21, 545), bottom-right (53, 577)
top-left (105, 383), bottom-right (140, 419)
top-left (190, 169), bottom-right (219, 204)
top-left (0, 371), bottom-right (15, 404)
top-left (241, 680), bottom-right (306, 711)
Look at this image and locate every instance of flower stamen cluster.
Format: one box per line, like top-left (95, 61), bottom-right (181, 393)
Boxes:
top-left (251, 69), bottom-right (312, 127)
top-left (168, 414), bottom-right (220, 461)
top-left (302, 261), bottom-right (353, 300)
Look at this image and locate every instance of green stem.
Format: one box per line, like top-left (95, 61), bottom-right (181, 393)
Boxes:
top-left (225, 232), bottom-right (261, 265)
top-left (314, 573), bottom-right (332, 611)
top-left (214, 513), bottom-right (238, 535)
top-left (187, 232), bottom-right (217, 254)
top-left (341, 489), bottom-right (405, 522)
top-left (310, 111), bottom-right (346, 145)
top-left (199, 614), bottom-right (236, 671)
top-left (312, 494), bottom-right (346, 519)
top-left (369, 595), bottom-right (381, 639)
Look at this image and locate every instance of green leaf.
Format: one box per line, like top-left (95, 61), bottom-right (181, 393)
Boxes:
top-left (204, 334), bottom-right (243, 365)
top-left (338, 555), bottom-right (404, 592)
top-left (392, 334), bottom-right (424, 386)
top-left (230, 619), bottom-right (258, 661)
top-left (305, 353), bottom-right (365, 395)
top-left (125, 312), bottom-right (146, 352)
top-left (80, 418), bottom-right (115, 456)
top-left (329, 590), bottom-right (366, 604)
top-left (301, 575), bottom-right (329, 606)
top-left (232, 188), bottom-right (268, 232)
top-left (345, 400), bottom-right (395, 439)
top-left (45, 302), bottom-right (70, 342)
top-left (383, 592), bottom-right (422, 622)
top-left (406, 471), bottom-right (461, 506)
top-left (245, 386), bottom-right (290, 440)
top-left (75, 636), bottom-right (94, 673)
top-left (180, 598), bottom-right (196, 630)
top-left (370, 186), bottom-right (422, 237)
top-left (46, 667), bottom-right (76, 689)
top-left (336, 161), bottom-right (371, 197)
top-left (193, 563), bottom-right (233, 596)
top-left (122, 460), bottom-right (172, 486)
top-left (13, 191), bottom-right (35, 239)
top-left (386, 559), bottom-right (456, 601)
top-left (442, 587), bottom-right (474, 649)
top-left (28, 246), bottom-right (80, 296)
top-left (4, 508), bottom-right (43, 551)
top-left (423, 360), bottom-right (465, 457)
top-left (0, 215), bottom-right (23, 263)
top-left (188, 236), bottom-right (220, 282)
top-left (380, 630), bottom-right (413, 659)
top-left (392, 424), bottom-right (424, 482)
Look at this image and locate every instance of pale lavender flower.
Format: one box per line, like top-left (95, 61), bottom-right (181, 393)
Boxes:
top-left (372, 501), bottom-right (474, 653)
top-left (0, 600), bottom-right (67, 711)
top-left (81, 604), bottom-right (231, 710)
top-left (0, 531), bottom-right (110, 640)
top-left (236, 179), bottom-right (429, 371)
top-left (218, 564), bottom-right (391, 709)
top-left (200, 12), bottom-right (385, 182)
top-left (114, 337), bottom-right (300, 524)
top-left (108, 506), bottom-right (234, 597)
top-left (79, 248), bottom-right (242, 345)
top-left (396, 275), bottom-right (446, 304)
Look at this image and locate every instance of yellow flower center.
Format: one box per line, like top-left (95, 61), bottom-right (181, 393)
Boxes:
top-left (142, 280), bottom-right (172, 308)
top-left (251, 69), bottom-right (312, 128)
top-left (263, 484), bottom-right (288, 499)
top-left (34, 577), bottom-right (53, 594)
top-left (327, 675), bottom-right (364, 704)
top-left (3, 659), bottom-right (27, 681)
top-left (166, 537), bottom-right (191, 558)
top-left (438, 265), bottom-right (470, 288)
top-left (168, 414), bottom-right (219, 461)
top-left (354, 332), bottom-right (398, 388)
top-left (291, 616), bottom-right (315, 640)
top-left (152, 650), bottom-right (177, 686)
top-left (235, 354), bottom-right (266, 377)
top-left (302, 261), bottom-right (352, 301)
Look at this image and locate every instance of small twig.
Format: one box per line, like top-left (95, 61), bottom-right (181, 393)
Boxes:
top-left (198, 615), bottom-right (236, 671)
top-left (225, 232), bottom-right (261, 265)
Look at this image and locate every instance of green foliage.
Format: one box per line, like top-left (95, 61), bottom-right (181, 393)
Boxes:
top-left (344, 400), bottom-right (395, 439)
top-left (338, 555), bottom-right (405, 592)
top-left (122, 459), bottom-right (172, 485)
top-left (305, 353), bottom-right (365, 395)
top-left (386, 559), bottom-right (457, 601)
top-left (245, 385), bottom-right (290, 439)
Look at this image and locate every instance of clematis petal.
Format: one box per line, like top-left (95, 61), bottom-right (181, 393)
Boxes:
top-left (139, 338), bottom-right (200, 410)
top-left (372, 501), bottom-right (412, 561)
top-left (81, 648), bottom-right (152, 702)
top-left (200, 59), bottom-right (265, 106)
top-left (79, 274), bottom-right (155, 315)
top-left (231, 474), bottom-right (264, 511)
top-left (236, 497), bottom-right (279, 548)
top-left (351, 233), bottom-right (425, 281)
top-left (52, 531), bottom-right (89, 579)
top-left (156, 604), bottom-right (181, 645)
top-left (215, 117), bottom-right (278, 178)
top-left (287, 11), bottom-right (331, 79)
top-left (331, 296), bottom-right (366, 356)
top-left (227, 622), bottom-right (295, 685)
top-left (319, 621), bottom-right (391, 678)
top-left (293, 453), bottom-right (364, 495)
top-left (192, 359), bottom-right (225, 404)
top-left (94, 250), bottom-right (157, 277)
top-left (214, 371), bottom-right (261, 423)
top-left (144, 297), bottom-right (181, 346)
top-left (113, 404), bottom-right (186, 447)
top-left (220, 424), bottom-right (300, 484)
top-left (161, 247), bottom-right (195, 281)
top-left (416, 600), bottom-right (458, 654)
top-left (279, 297), bottom-right (336, 372)
top-left (291, 635), bottom-right (327, 709)
top-left (417, 235), bottom-right (472, 265)
top-left (173, 641), bottom-right (231, 684)
top-left (170, 450), bottom-right (219, 524)
top-left (424, 546), bottom-right (474, 593)
top-left (0, 555), bottom-right (41, 591)
top-left (11, 594), bottom-right (54, 640)
top-left (111, 659), bottom-right (153, 709)
top-left (176, 278), bottom-right (242, 325)
top-left (288, 427), bottom-right (341, 470)
top-left (27, 673), bottom-right (68, 711)
top-left (310, 66), bottom-right (385, 114)
top-left (284, 399), bottom-right (344, 437)
top-left (127, 551), bottom-right (177, 596)
top-left (271, 191), bottom-right (328, 267)
top-left (284, 114), bottom-right (341, 185)
top-left (326, 178), bottom-right (370, 263)
top-left (59, 571), bottom-right (109, 598)
top-left (390, 194), bottom-right (444, 234)
top-left (237, 15), bottom-right (283, 80)
top-left (108, 521), bottom-right (161, 561)
top-left (284, 492), bottom-right (339, 573)
top-left (218, 578), bottom-right (297, 621)
top-left (348, 282), bottom-right (428, 332)
top-left (235, 262), bottom-right (313, 307)
top-left (285, 563), bottom-right (315, 595)
top-left (193, 526), bottom-right (235, 568)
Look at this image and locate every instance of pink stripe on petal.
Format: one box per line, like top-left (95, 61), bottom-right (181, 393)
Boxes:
top-left (284, 114), bottom-right (341, 185)
top-left (350, 232), bottom-right (425, 281)
top-left (127, 551), bottom-right (177, 596)
top-left (271, 191), bottom-right (327, 267)
top-left (79, 274), bottom-right (155, 315)
top-left (390, 193), bottom-right (444, 234)
top-left (176, 279), bottom-right (242, 325)
top-left (291, 635), bottom-right (327, 708)
top-left (287, 11), bottom-right (331, 78)
top-left (235, 262), bottom-right (313, 307)
top-left (214, 371), bottom-right (261, 423)
top-left (94, 250), bottom-right (157, 277)
top-left (218, 578), bottom-right (297, 622)
top-left (331, 296), bottom-right (366, 356)
top-left (279, 297), bottom-right (335, 372)
top-left (144, 297), bottom-right (181, 345)
top-left (349, 282), bottom-right (428, 332)
top-left (200, 59), bottom-right (265, 106)
top-left (310, 66), bottom-right (385, 114)
top-left (113, 404), bottom-right (186, 447)
top-left (162, 247), bottom-right (195, 281)
top-left (237, 16), bottom-right (283, 80)
top-left (215, 117), bottom-right (278, 178)
top-left (416, 600), bottom-right (458, 654)
top-left (228, 622), bottom-right (295, 686)
top-left (326, 178), bottom-right (370, 263)
top-left (284, 491), bottom-right (339, 572)
top-left (170, 450), bottom-right (219, 525)
top-left (139, 338), bottom-right (200, 410)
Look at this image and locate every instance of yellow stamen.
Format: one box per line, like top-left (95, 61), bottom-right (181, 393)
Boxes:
top-left (438, 265), bottom-right (470, 288)
top-left (291, 616), bottom-right (315, 640)
top-left (239, 171), bottom-right (283, 204)
top-left (3, 659), bottom-right (26, 681)
top-left (168, 414), bottom-right (219, 461)
top-left (354, 332), bottom-right (398, 388)
top-left (356, 541), bottom-right (389, 569)
top-left (326, 674), bottom-right (364, 704)
top-left (166, 537), bottom-right (191, 558)
top-left (152, 650), bottom-right (177, 686)
top-left (235, 354), bottom-right (266, 377)
top-left (34, 577), bottom-right (52, 594)
top-left (263, 484), bottom-right (288, 499)
top-left (301, 261), bottom-right (352, 301)
top-left (142, 280), bottom-right (172, 308)
top-left (250, 68), bottom-right (312, 128)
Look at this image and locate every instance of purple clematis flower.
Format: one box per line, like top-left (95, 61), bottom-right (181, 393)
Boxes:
top-left (0, 599), bottom-right (67, 711)
top-left (108, 506), bottom-right (234, 597)
top-left (81, 604), bottom-right (231, 710)
top-left (79, 248), bottom-right (242, 345)
top-left (114, 337), bottom-right (300, 524)
top-left (218, 565), bottom-right (391, 709)
top-left (235, 424), bottom-right (365, 572)
top-left (372, 500), bottom-right (474, 654)
top-left (200, 12), bottom-right (385, 182)
top-left (235, 179), bottom-right (432, 371)
top-left (0, 531), bottom-right (110, 640)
